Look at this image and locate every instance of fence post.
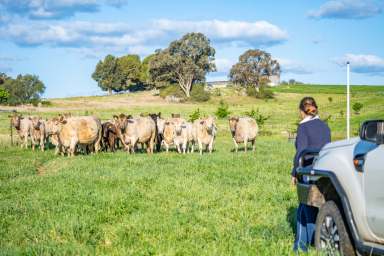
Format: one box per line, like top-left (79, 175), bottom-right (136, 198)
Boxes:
top-left (10, 118), bottom-right (13, 146)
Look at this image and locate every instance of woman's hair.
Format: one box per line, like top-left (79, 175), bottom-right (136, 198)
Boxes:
top-left (299, 97), bottom-right (318, 116)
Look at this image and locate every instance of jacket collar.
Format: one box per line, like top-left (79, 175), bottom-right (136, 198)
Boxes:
top-left (300, 115), bottom-right (320, 124)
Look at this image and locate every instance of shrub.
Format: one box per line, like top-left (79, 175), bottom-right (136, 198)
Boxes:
top-left (41, 100), bottom-right (52, 107)
top-left (246, 86), bottom-right (274, 99)
top-left (244, 108), bottom-right (270, 129)
top-left (256, 86), bottom-right (274, 99)
top-left (328, 97), bottom-right (333, 103)
top-left (352, 102), bottom-right (363, 114)
top-left (190, 84), bottom-right (210, 102)
top-left (159, 84), bottom-right (185, 99)
top-left (215, 100), bottom-right (230, 119)
top-left (0, 87), bottom-right (9, 104)
top-left (189, 108), bottom-right (201, 122)
top-left (246, 86), bottom-right (257, 97)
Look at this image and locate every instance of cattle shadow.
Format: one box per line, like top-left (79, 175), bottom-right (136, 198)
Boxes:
top-left (229, 146), bottom-right (255, 153)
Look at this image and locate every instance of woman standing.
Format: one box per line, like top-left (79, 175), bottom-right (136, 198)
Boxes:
top-left (292, 97), bottom-right (331, 252)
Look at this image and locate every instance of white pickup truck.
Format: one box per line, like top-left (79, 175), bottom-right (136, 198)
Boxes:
top-left (296, 120), bottom-right (384, 255)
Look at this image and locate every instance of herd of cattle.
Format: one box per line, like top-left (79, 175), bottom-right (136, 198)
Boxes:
top-left (9, 113), bottom-right (259, 156)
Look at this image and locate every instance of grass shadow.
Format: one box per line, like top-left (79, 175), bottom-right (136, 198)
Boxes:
top-left (286, 206), bottom-right (297, 234)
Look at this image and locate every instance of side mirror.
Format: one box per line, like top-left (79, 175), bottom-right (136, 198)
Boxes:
top-left (360, 120), bottom-right (384, 145)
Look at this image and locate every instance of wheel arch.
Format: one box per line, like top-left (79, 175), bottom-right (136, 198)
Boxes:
top-left (309, 170), bottom-right (384, 255)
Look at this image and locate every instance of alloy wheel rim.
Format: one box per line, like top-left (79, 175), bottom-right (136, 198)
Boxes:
top-left (320, 215), bottom-right (341, 255)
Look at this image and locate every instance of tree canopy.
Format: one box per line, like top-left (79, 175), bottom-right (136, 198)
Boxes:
top-left (148, 33), bottom-right (216, 97)
top-left (0, 74), bottom-right (45, 105)
top-left (92, 54), bottom-right (142, 95)
top-left (229, 49), bottom-right (280, 89)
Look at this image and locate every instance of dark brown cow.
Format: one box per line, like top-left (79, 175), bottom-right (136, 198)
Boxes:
top-left (101, 122), bottom-right (125, 152)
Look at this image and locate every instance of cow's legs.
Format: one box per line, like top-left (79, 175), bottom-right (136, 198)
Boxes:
top-left (40, 137), bottom-right (45, 152)
top-left (232, 138), bottom-right (238, 153)
top-left (208, 140), bottom-right (213, 154)
top-left (69, 137), bottom-right (78, 157)
top-left (198, 140), bottom-right (203, 155)
top-left (110, 137), bottom-right (115, 152)
top-left (182, 141), bottom-right (187, 154)
top-left (190, 142), bottom-right (194, 153)
top-left (176, 143), bottom-right (181, 154)
top-left (23, 135), bottom-right (29, 149)
top-left (244, 137), bottom-right (248, 153)
top-left (251, 139), bottom-right (256, 152)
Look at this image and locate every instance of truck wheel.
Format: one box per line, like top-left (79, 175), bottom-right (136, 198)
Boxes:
top-left (315, 201), bottom-right (356, 256)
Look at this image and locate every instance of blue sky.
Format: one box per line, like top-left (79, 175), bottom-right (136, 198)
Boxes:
top-left (0, 0), bottom-right (383, 98)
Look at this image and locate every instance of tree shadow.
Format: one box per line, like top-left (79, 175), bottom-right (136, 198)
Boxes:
top-left (287, 206), bottom-right (297, 234)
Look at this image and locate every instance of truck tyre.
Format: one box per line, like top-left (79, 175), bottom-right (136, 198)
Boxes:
top-left (315, 201), bottom-right (356, 256)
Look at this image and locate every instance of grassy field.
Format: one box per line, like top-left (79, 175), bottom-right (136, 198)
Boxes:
top-left (1, 84), bottom-right (383, 255)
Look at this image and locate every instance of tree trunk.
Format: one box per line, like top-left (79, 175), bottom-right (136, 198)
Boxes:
top-left (108, 88), bottom-right (112, 95)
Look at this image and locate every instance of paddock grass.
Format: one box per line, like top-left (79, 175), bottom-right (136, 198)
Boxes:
top-left (0, 85), bottom-right (383, 255)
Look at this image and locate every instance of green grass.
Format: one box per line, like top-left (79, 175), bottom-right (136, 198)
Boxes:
top-left (271, 84), bottom-right (384, 94)
top-left (1, 138), bottom-right (301, 255)
top-left (1, 85), bottom-right (383, 255)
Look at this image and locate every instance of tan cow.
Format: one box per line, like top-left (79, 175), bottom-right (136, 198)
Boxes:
top-left (9, 114), bottom-right (34, 149)
top-left (29, 116), bottom-right (46, 151)
top-left (56, 116), bottom-right (102, 156)
top-left (193, 116), bottom-right (217, 154)
top-left (162, 119), bottom-right (175, 153)
top-left (181, 122), bottom-right (195, 153)
top-left (161, 117), bottom-right (193, 154)
top-left (122, 116), bottom-right (156, 154)
top-left (44, 117), bottom-right (62, 149)
top-left (229, 116), bottom-right (259, 153)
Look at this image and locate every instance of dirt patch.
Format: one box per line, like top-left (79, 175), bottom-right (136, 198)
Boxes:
top-left (36, 158), bottom-right (73, 176)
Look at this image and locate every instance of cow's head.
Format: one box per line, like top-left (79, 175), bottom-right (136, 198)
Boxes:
top-left (113, 113), bottom-right (130, 132)
top-left (173, 118), bottom-right (185, 136)
top-left (9, 114), bottom-right (22, 130)
top-left (229, 116), bottom-right (239, 135)
top-left (45, 117), bottom-right (63, 135)
top-left (29, 116), bottom-right (42, 130)
top-left (156, 118), bottom-right (166, 134)
top-left (200, 116), bottom-right (216, 134)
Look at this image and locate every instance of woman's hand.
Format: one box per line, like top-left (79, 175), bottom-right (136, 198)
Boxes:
top-left (291, 176), bottom-right (297, 186)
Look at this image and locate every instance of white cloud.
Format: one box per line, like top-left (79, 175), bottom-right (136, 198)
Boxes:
top-left (277, 58), bottom-right (312, 75)
top-left (154, 19), bottom-right (288, 46)
top-left (0, 0), bottom-right (128, 19)
top-left (308, 0), bottom-right (382, 19)
top-left (215, 58), bottom-right (235, 72)
top-left (1, 19), bottom-right (287, 51)
top-left (333, 53), bottom-right (384, 75)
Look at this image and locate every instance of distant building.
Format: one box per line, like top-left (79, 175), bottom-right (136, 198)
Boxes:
top-left (268, 74), bottom-right (281, 87)
top-left (207, 81), bottom-right (230, 88)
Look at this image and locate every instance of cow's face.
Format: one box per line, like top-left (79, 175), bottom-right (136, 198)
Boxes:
top-left (30, 116), bottom-right (42, 130)
top-left (201, 117), bottom-right (216, 133)
top-left (163, 120), bottom-right (175, 137)
top-left (173, 118), bottom-right (184, 136)
top-left (229, 117), bottom-right (239, 134)
top-left (113, 114), bottom-right (129, 132)
top-left (9, 114), bottom-right (21, 129)
top-left (157, 118), bottom-right (165, 134)
top-left (46, 117), bottom-right (63, 135)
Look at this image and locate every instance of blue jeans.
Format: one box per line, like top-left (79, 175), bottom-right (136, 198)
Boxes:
top-left (293, 203), bottom-right (318, 252)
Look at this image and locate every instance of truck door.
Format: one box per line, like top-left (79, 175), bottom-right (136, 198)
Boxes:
top-left (364, 144), bottom-right (384, 238)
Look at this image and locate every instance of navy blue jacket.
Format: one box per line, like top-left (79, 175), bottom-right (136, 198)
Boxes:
top-left (291, 118), bottom-right (331, 177)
